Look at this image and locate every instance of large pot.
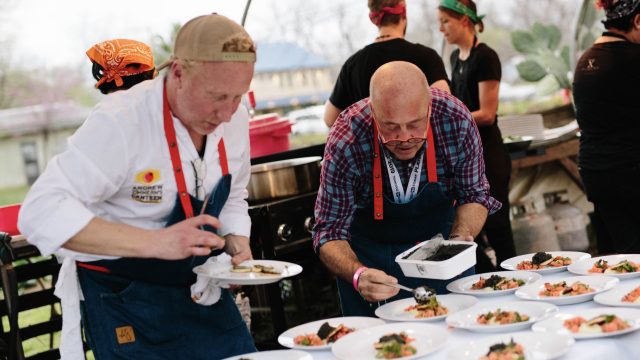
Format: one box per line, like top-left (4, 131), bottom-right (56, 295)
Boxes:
top-left (247, 156), bottom-right (322, 203)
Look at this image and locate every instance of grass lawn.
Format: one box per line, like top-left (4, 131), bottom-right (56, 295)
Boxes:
top-left (0, 185), bottom-right (30, 207)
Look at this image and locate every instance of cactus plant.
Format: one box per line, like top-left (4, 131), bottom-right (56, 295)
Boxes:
top-left (511, 22), bottom-right (572, 95)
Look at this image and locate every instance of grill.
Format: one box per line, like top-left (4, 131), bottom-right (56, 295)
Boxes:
top-left (247, 145), bottom-right (341, 349)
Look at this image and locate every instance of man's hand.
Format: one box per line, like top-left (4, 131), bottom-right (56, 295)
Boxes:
top-left (357, 268), bottom-right (400, 302)
top-left (151, 215), bottom-right (225, 259)
top-left (224, 234), bottom-right (252, 265)
top-left (449, 233), bottom-right (474, 241)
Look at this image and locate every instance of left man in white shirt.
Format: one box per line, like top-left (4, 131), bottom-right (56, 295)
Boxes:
top-left (18, 14), bottom-right (257, 359)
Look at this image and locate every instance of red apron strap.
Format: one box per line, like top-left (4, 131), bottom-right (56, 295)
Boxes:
top-left (77, 261), bottom-right (111, 273)
top-left (371, 116), bottom-right (437, 220)
top-left (217, 138), bottom-right (229, 176)
top-left (163, 83), bottom-right (194, 219)
top-left (426, 120), bottom-right (438, 183)
top-left (372, 124), bottom-right (384, 221)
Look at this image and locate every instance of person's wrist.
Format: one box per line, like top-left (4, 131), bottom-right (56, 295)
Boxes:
top-left (352, 266), bottom-right (368, 292)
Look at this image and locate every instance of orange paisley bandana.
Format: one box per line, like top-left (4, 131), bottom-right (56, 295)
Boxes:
top-left (86, 39), bottom-right (154, 88)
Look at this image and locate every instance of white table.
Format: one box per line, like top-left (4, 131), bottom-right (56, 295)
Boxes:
top-left (302, 271), bottom-right (640, 360)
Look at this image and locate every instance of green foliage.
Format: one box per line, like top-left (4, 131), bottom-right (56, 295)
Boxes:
top-left (511, 22), bottom-right (572, 94)
top-left (0, 185), bottom-right (29, 206)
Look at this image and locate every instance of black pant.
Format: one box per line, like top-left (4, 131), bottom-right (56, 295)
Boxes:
top-left (581, 166), bottom-right (640, 254)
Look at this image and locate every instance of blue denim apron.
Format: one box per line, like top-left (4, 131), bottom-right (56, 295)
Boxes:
top-left (76, 83), bottom-right (256, 359)
top-left (336, 120), bottom-right (474, 317)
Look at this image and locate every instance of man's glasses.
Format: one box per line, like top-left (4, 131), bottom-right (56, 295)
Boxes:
top-left (375, 103), bottom-right (431, 147)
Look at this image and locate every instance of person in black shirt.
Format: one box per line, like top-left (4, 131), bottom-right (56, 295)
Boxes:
top-left (324, 0), bottom-right (450, 127)
top-left (573, 0), bottom-right (640, 254)
top-left (438, 0), bottom-right (515, 272)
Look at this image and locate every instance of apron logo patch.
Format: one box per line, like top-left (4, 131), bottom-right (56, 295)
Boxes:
top-left (115, 325), bottom-right (136, 344)
top-left (132, 169), bottom-right (163, 203)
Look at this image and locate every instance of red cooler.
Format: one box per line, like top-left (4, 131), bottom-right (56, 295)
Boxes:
top-left (249, 113), bottom-right (292, 158)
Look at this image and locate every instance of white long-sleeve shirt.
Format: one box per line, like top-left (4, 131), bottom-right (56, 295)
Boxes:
top-left (17, 76), bottom-right (252, 359)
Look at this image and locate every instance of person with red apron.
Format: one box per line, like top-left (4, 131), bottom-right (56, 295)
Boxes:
top-left (313, 61), bottom-right (500, 316)
top-left (18, 14), bottom-right (258, 359)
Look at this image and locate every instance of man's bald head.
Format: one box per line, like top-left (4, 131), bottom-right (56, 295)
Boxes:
top-left (370, 61), bottom-right (430, 121)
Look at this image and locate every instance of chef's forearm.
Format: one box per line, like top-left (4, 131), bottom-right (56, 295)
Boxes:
top-left (318, 240), bottom-right (364, 282)
top-left (450, 203), bottom-right (488, 239)
top-left (63, 217), bottom-right (155, 257)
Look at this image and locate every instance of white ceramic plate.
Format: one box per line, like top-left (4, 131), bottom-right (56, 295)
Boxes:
top-left (501, 251), bottom-right (591, 274)
top-left (515, 275), bottom-right (619, 305)
top-left (446, 271), bottom-right (541, 297)
top-left (446, 331), bottom-right (574, 360)
top-left (594, 282), bottom-right (640, 307)
top-left (374, 294), bottom-right (478, 322)
top-left (445, 301), bottom-right (558, 333)
top-left (222, 349), bottom-right (312, 360)
top-left (193, 260), bottom-right (303, 286)
top-left (278, 316), bottom-right (385, 351)
top-left (532, 307), bottom-right (640, 339)
top-left (568, 254), bottom-right (640, 279)
top-left (331, 322), bottom-right (449, 360)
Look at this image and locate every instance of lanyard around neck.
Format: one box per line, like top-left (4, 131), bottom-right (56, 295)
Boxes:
top-left (372, 118), bottom-right (437, 220)
top-left (381, 146), bottom-right (423, 204)
top-left (162, 83), bottom-right (229, 219)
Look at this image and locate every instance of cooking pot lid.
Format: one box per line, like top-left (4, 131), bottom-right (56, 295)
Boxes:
top-left (250, 156), bottom-right (321, 174)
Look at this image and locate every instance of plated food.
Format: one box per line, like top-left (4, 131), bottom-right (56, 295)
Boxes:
top-left (446, 271), bottom-right (541, 297)
top-left (516, 252), bottom-right (572, 270)
top-left (588, 259), bottom-right (639, 274)
top-left (538, 281), bottom-right (594, 297)
top-left (563, 314), bottom-right (630, 334)
top-left (293, 322), bottom-right (354, 346)
top-left (568, 254), bottom-right (640, 279)
top-left (278, 317), bottom-right (384, 350)
top-left (532, 307), bottom-right (640, 340)
top-left (480, 338), bottom-right (524, 360)
top-left (193, 260), bottom-right (303, 286)
top-left (445, 301), bottom-right (557, 333)
top-left (331, 322), bottom-right (449, 360)
top-left (375, 294), bottom-right (478, 322)
top-left (231, 263), bottom-right (282, 274)
top-left (477, 309), bottom-right (530, 325)
top-left (373, 332), bottom-right (416, 359)
top-left (501, 251), bottom-right (591, 274)
top-left (446, 331), bottom-right (574, 360)
top-left (471, 275), bottom-right (524, 291)
top-left (515, 275), bottom-right (619, 305)
top-left (594, 282), bottom-right (640, 307)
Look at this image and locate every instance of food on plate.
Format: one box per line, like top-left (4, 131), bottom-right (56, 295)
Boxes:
top-left (230, 263), bottom-right (282, 275)
top-left (563, 314), bottom-right (631, 334)
top-left (476, 309), bottom-right (530, 325)
top-left (516, 252), bottom-right (572, 270)
top-left (503, 135), bottom-right (524, 143)
top-left (622, 286), bottom-right (640, 303)
top-left (293, 322), bottom-right (354, 346)
top-left (373, 332), bottom-right (417, 359)
top-left (470, 275), bottom-right (525, 291)
top-left (589, 259), bottom-right (639, 274)
top-left (480, 338), bottom-right (525, 360)
top-left (404, 296), bottom-right (448, 318)
top-left (230, 265), bottom-right (252, 273)
top-left (539, 281), bottom-right (594, 297)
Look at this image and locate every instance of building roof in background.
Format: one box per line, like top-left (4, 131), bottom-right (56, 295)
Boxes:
top-left (256, 42), bottom-right (332, 73)
top-left (0, 102), bottom-right (91, 137)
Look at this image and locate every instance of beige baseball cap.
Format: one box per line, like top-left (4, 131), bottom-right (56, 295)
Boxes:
top-left (158, 13), bottom-right (256, 70)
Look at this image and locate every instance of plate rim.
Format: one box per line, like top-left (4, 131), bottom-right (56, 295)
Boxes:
top-left (446, 270), bottom-right (542, 296)
top-left (500, 251), bottom-right (591, 273)
top-left (277, 316), bottom-right (386, 350)
top-left (374, 294), bottom-right (479, 322)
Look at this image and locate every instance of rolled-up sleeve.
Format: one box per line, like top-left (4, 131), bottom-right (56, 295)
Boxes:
top-left (18, 110), bottom-right (129, 255)
top-left (218, 109), bottom-right (252, 238)
top-left (453, 111), bottom-right (501, 214)
top-left (312, 136), bottom-right (359, 252)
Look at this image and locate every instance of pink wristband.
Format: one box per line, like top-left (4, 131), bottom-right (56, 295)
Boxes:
top-left (352, 266), bottom-right (368, 292)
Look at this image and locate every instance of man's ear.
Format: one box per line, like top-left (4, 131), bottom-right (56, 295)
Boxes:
top-left (635, 13), bottom-right (640, 30)
top-left (171, 61), bottom-right (184, 85)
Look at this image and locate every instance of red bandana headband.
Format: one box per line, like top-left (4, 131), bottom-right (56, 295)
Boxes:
top-left (369, 3), bottom-right (407, 26)
top-left (86, 39), bottom-right (155, 88)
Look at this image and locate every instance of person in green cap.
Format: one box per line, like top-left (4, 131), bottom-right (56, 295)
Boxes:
top-left (438, 0), bottom-right (516, 273)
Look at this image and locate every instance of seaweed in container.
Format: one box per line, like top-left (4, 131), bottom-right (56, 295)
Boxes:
top-left (403, 236), bottom-right (472, 261)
